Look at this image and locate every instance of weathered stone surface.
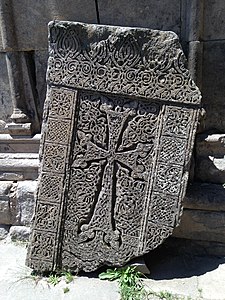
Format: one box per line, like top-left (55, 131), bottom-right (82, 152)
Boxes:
top-left (17, 181), bottom-right (36, 226)
top-left (0, 153), bottom-right (39, 181)
top-left (0, 225), bottom-right (10, 239)
top-left (203, 0), bottom-right (225, 40)
top-left (0, 181), bottom-right (13, 224)
top-left (195, 134), bottom-right (225, 184)
top-left (0, 180), bottom-right (36, 226)
top-left (184, 183), bottom-right (225, 212)
top-left (9, 225), bottom-right (30, 241)
top-left (34, 50), bottom-right (48, 119)
top-left (27, 21), bottom-right (201, 273)
top-left (0, 134), bottom-right (40, 153)
top-left (173, 210), bottom-right (225, 244)
top-left (164, 237), bottom-right (225, 257)
top-left (0, 53), bottom-right (12, 125)
top-left (200, 41), bottom-right (225, 133)
top-left (98, 0), bottom-right (181, 37)
top-left (0, 0), bottom-right (97, 51)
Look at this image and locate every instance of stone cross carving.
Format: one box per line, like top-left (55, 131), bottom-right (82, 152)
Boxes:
top-left (26, 21), bottom-right (201, 272)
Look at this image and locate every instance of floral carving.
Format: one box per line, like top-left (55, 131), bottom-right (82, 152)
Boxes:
top-left (26, 22), bottom-right (201, 273)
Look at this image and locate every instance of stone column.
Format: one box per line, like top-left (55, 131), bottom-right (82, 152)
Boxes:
top-left (0, 0), bottom-right (32, 135)
top-left (187, 0), bottom-right (204, 90)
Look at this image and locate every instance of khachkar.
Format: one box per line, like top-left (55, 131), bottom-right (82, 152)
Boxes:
top-left (26, 21), bottom-right (201, 272)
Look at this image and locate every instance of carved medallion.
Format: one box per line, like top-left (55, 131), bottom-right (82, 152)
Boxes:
top-left (26, 21), bottom-right (201, 272)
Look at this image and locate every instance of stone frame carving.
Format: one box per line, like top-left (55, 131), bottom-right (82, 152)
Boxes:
top-left (26, 21), bottom-right (201, 272)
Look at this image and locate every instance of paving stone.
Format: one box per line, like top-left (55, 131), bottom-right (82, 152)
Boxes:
top-left (1, 242), bottom-right (225, 300)
top-left (198, 261), bottom-right (225, 300)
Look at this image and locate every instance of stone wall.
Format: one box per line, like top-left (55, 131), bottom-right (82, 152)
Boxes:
top-left (0, 0), bottom-right (224, 254)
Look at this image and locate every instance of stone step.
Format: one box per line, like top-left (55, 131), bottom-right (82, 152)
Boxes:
top-left (0, 134), bottom-right (41, 153)
top-left (0, 153), bottom-right (39, 180)
top-left (174, 183), bottom-right (225, 247)
top-left (183, 182), bottom-right (225, 212)
top-left (195, 133), bottom-right (225, 184)
top-left (173, 209), bottom-right (225, 244)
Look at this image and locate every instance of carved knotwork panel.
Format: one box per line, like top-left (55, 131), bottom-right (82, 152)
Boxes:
top-left (26, 21), bottom-right (201, 273)
top-left (62, 91), bottom-right (161, 270)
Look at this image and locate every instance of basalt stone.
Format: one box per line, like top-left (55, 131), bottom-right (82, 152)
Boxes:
top-left (97, 0), bottom-right (181, 37)
top-left (26, 21), bottom-right (201, 273)
top-left (0, 0), bottom-right (98, 51)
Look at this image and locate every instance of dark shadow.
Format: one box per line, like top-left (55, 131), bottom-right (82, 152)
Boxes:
top-left (144, 238), bottom-right (225, 280)
top-left (77, 237), bottom-right (225, 280)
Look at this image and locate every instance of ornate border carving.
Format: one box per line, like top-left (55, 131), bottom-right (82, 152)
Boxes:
top-left (47, 21), bottom-right (201, 105)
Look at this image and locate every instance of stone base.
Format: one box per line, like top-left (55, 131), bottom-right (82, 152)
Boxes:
top-left (195, 133), bottom-right (225, 184)
top-left (174, 182), bottom-right (225, 247)
top-left (5, 122), bottom-right (32, 136)
top-left (0, 180), bottom-right (36, 226)
top-left (0, 133), bottom-right (41, 153)
top-left (163, 237), bottom-right (225, 257)
top-left (0, 133), bottom-right (40, 181)
top-left (0, 153), bottom-right (38, 181)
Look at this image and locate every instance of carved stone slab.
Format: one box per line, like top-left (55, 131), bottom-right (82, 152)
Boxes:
top-left (26, 21), bottom-right (201, 272)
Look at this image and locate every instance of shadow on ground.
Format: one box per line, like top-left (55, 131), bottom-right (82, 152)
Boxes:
top-left (67, 237), bottom-right (225, 281)
top-left (144, 239), bottom-right (225, 280)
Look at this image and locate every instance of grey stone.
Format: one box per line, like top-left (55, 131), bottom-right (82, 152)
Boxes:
top-left (0, 225), bottom-right (10, 240)
top-left (0, 153), bottom-right (39, 181)
top-left (9, 225), bottom-right (30, 241)
top-left (0, 180), bottom-right (36, 226)
top-left (0, 53), bottom-right (12, 125)
top-left (165, 237), bottom-right (225, 257)
top-left (34, 50), bottom-right (48, 120)
top-left (27, 21), bottom-right (201, 273)
top-left (0, 181), bottom-right (13, 224)
top-left (5, 122), bottom-right (32, 136)
top-left (0, 172), bottom-right (23, 181)
top-left (98, 0), bottom-right (181, 37)
top-left (195, 133), bottom-right (225, 184)
top-left (0, 180), bottom-right (12, 198)
top-left (196, 157), bottom-right (225, 184)
top-left (0, 133), bottom-right (41, 153)
top-left (173, 209), bottom-right (225, 243)
top-left (17, 181), bottom-right (36, 226)
top-left (196, 134), bottom-right (225, 157)
top-left (2, 242), bottom-right (225, 300)
top-left (203, 0), bottom-right (225, 40)
top-left (184, 183), bottom-right (225, 212)
top-left (0, 198), bottom-right (15, 224)
top-left (0, 0), bottom-right (98, 51)
top-left (200, 41), bottom-right (225, 133)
